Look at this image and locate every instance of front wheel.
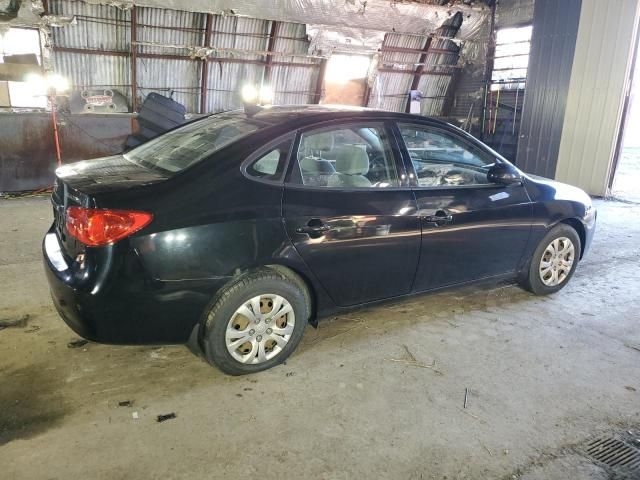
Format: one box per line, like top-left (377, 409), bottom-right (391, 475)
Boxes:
top-left (519, 223), bottom-right (581, 295)
top-left (201, 269), bottom-right (309, 375)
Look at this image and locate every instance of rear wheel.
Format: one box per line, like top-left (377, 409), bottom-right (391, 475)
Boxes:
top-left (519, 223), bottom-right (581, 295)
top-left (201, 269), bottom-right (309, 375)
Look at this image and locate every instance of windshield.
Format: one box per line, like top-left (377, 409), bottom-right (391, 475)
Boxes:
top-left (124, 112), bottom-right (265, 174)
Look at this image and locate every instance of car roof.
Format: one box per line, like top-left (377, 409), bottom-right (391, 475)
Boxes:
top-left (223, 104), bottom-right (453, 130)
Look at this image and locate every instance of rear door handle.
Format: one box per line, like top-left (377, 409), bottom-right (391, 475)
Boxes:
top-left (296, 221), bottom-right (332, 235)
top-left (424, 210), bottom-right (453, 226)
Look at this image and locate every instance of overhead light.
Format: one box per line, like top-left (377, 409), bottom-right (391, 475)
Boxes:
top-left (241, 84), bottom-right (258, 104)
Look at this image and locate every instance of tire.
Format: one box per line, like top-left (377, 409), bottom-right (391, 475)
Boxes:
top-left (519, 223), bottom-right (581, 295)
top-left (201, 268), bottom-right (309, 375)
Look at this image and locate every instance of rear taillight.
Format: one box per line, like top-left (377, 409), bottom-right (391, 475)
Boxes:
top-left (66, 207), bottom-right (153, 247)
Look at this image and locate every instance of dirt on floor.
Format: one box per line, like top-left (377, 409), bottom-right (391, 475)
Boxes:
top-left (0, 196), bottom-right (639, 480)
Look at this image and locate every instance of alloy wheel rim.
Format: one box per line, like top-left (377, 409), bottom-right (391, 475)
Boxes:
top-left (539, 237), bottom-right (575, 287)
top-left (225, 294), bottom-right (295, 364)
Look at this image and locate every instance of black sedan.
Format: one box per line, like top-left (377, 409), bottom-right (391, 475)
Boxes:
top-left (43, 105), bottom-right (596, 375)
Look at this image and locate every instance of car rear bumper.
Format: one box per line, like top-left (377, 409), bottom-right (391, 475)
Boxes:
top-left (43, 227), bottom-right (230, 344)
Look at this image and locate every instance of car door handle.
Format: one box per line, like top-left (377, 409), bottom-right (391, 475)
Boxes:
top-left (424, 210), bottom-right (453, 226)
top-left (296, 222), bottom-right (332, 235)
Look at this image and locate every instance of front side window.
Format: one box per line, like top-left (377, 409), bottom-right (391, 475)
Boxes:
top-left (398, 124), bottom-right (494, 187)
top-left (295, 125), bottom-right (400, 188)
top-left (245, 137), bottom-right (293, 182)
top-left (125, 113), bottom-right (265, 175)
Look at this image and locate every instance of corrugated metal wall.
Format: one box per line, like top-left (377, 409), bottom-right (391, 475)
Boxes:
top-left (49, 1), bottom-right (321, 114)
top-left (555, 0), bottom-right (640, 196)
top-left (450, 0), bottom-right (534, 122)
top-left (50, 0), bottom-right (132, 104)
top-left (368, 14), bottom-right (462, 116)
top-left (48, 0), bottom-right (472, 117)
top-left (515, 0), bottom-right (582, 178)
top-left (369, 33), bottom-right (423, 112)
top-left (136, 8), bottom-right (204, 112)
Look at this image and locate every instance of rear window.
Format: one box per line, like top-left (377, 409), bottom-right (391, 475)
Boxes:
top-left (124, 113), bottom-right (265, 174)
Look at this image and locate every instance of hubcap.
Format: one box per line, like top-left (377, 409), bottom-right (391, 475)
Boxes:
top-left (225, 294), bottom-right (295, 364)
top-left (539, 237), bottom-right (575, 287)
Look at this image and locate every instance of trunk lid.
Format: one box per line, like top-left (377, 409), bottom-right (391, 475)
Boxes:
top-left (54, 154), bottom-right (168, 195)
top-left (51, 155), bottom-right (166, 259)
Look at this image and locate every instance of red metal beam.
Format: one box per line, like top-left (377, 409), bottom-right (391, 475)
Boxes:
top-left (53, 46), bottom-right (128, 57)
top-left (480, 0), bottom-right (497, 140)
top-left (52, 46), bottom-right (319, 69)
top-left (200, 13), bottom-right (213, 114)
top-left (405, 35), bottom-right (433, 113)
top-left (130, 5), bottom-right (138, 112)
top-left (263, 21), bottom-right (279, 84)
top-left (378, 67), bottom-right (451, 77)
top-left (379, 45), bottom-right (457, 56)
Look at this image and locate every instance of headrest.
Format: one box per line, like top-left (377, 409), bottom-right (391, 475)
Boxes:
top-left (335, 146), bottom-right (369, 175)
top-left (300, 157), bottom-right (336, 174)
top-left (304, 133), bottom-right (334, 153)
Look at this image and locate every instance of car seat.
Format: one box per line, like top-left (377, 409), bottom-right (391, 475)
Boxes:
top-left (327, 146), bottom-right (372, 188)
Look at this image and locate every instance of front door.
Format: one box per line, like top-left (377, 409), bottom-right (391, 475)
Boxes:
top-left (283, 122), bottom-right (421, 307)
top-left (394, 122), bottom-right (533, 291)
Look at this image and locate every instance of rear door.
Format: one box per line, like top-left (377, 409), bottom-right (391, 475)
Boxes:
top-left (282, 121), bottom-right (421, 307)
top-left (394, 121), bottom-right (533, 292)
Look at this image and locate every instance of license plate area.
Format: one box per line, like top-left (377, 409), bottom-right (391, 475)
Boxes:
top-left (53, 205), bottom-right (66, 240)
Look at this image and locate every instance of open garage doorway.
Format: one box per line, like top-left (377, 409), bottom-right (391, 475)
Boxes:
top-left (321, 54), bottom-right (372, 106)
top-left (611, 31), bottom-right (640, 203)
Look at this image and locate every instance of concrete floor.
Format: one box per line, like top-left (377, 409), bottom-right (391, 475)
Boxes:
top-left (1, 196), bottom-right (639, 480)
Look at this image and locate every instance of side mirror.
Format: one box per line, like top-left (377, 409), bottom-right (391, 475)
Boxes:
top-left (487, 163), bottom-right (523, 185)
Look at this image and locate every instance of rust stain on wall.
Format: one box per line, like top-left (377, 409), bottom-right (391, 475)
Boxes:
top-left (0, 113), bottom-right (133, 192)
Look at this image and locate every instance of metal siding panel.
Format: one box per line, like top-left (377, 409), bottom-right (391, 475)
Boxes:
top-left (368, 71), bottom-right (413, 111)
top-left (270, 64), bottom-right (318, 105)
top-left (379, 33), bottom-right (423, 69)
top-left (448, 67), bottom-right (484, 119)
top-left (137, 57), bottom-right (201, 113)
top-left (417, 74), bottom-right (451, 116)
top-left (50, 0), bottom-right (130, 51)
top-left (53, 50), bottom-right (131, 104)
top-left (496, 0), bottom-right (535, 28)
top-left (137, 7), bottom-right (205, 56)
top-left (555, 0), bottom-right (640, 195)
top-left (206, 61), bottom-right (264, 112)
top-left (273, 22), bottom-right (313, 62)
top-left (515, 0), bottom-right (582, 177)
top-left (372, 29), bottom-right (458, 114)
top-left (211, 16), bottom-right (269, 61)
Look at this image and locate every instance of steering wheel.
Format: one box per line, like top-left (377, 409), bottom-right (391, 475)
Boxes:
top-left (366, 152), bottom-right (389, 183)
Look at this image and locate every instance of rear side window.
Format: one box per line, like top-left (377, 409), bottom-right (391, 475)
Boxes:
top-left (293, 124), bottom-right (400, 188)
top-left (124, 112), bottom-right (264, 175)
top-left (245, 137), bottom-right (293, 182)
